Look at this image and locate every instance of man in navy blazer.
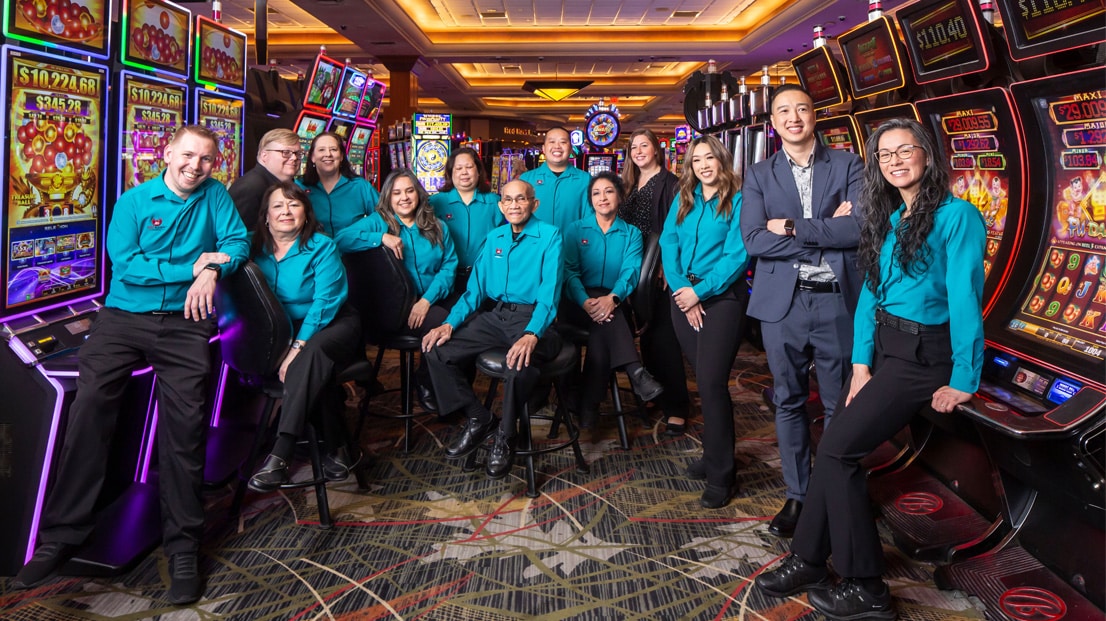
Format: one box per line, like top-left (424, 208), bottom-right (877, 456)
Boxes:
top-left (740, 84), bottom-right (864, 538)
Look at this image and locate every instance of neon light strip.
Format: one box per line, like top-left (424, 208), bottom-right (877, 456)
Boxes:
top-left (25, 373), bottom-right (66, 564)
top-left (134, 370), bottom-right (158, 482)
top-left (139, 405), bottom-right (159, 484)
top-left (210, 363), bottom-right (229, 427)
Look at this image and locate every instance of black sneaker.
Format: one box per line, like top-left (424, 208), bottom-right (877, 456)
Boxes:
top-left (755, 553), bottom-right (832, 598)
top-left (808, 578), bottom-right (896, 620)
top-left (167, 552), bottom-right (204, 605)
top-left (11, 541), bottom-right (77, 589)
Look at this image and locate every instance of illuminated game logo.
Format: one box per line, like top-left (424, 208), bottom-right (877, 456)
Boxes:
top-left (894, 492), bottom-right (943, 515)
top-left (999, 587), bottom-right (1066, 621)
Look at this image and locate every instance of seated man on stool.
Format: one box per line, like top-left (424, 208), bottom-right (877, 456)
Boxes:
top-left (422, 179), bottom-right (563, 478)
top-left (11, 125), bottom-right (249, 604)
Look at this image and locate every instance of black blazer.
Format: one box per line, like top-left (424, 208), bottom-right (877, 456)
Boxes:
top-left (228, 165), bottom-right (281, 232)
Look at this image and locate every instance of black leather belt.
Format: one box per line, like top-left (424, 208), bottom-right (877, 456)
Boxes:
top-left (796, 279), bottom-right (840, 293)
top-left (875, 308), bottom-right (947, 335)
top-left (144, 310), bottom-right (183, 316)
top-left (493, 301), bottom-right (536, 312)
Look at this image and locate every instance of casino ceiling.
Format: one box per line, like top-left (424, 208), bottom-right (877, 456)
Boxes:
top-left (218, 0), bottom-right (908, 130)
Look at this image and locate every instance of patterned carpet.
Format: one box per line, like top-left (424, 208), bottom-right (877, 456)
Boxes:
top-left (0, 345), bottom-right (987, 620)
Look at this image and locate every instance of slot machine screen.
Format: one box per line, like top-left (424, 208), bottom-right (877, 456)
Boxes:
top-left (791, 46), bottom-right (848, 109)
top-left (815, 115), bottom-right (864, 155)
top-left (118, 72), bottom-right (188, 194)
top-left (2, 46), bottom-right (107, 321)
top-left (120, 0), bottom-right (191, 79)
top-left (357, 80), bottom-right (385, 124)
top-left (839, 16), bottom-right (909, 98)
top-left (193, 16), bottom-right (246, 93)
top-left (994, 0), bottom-right (1105, 61)
top-left (856, 103), bottom-right (920, 141)
top-left (294, 110), bottom-right (329, 175)
top-left (331, 66), bottom-right (366, 119)
top-left (3, 0), bottom-right (109, 58)
top-left (999, 69), bottom-right (1106, 380)
top-left (303, 54), bottom-right (344, 112)
top-left (918, 89), bottom-right (1024, 296)
top-left (897, 0), bottom-right (991, 83)
top-left (194, 90), bottom-right (243, 189)
top-left (586, 154), bottom-right (616, 176)
top-left (347, 125), bottom-right (373, 176)
top-left (327, 117), bottom-right (355, 141)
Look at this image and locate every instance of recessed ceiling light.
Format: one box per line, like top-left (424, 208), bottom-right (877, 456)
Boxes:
top-left (671, 10), bottom-right (700, 18)
top-left (480, 9), bottom-right (507, 19)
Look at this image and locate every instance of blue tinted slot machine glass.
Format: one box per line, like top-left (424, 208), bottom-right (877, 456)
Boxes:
top-left (357, 80), bottom-right (385, 124)
top-left (332, 66), bottom-right (366, 118)
top-left (193, 16), bottom-right (247, 93)
top-left (303, 55), bottom-right (344, 112)
top-left (3, 0), bottom-right (109, 59)
top-left (120, 0), bottom-right (191, 79)
top-left (2, 46), bottom-right (107, 321)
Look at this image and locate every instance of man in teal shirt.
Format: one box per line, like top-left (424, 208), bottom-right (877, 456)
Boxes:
top-left (422, 179), bottom-right (564, 479)
top-left (520, 127), bottom-right (592, 230)
top-left (12, 126), bottom-right (249, 606)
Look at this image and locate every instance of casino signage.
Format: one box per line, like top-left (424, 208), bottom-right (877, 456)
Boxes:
top-left (584, 99), bottom-right (621, 148)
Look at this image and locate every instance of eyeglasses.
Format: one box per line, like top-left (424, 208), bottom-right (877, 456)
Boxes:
top-left (875, 144), bottom-right (925, 163)
top-left (266, 148), bottom-right (305, 160)
top-left (500, 195), bottom-right (533, 206)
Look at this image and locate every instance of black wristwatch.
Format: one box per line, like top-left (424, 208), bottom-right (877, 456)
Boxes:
top-left (522, 331), bottom-right (537, 338)
top-left (783, 219), bottom-right (795, 236)
top-left (204, 263), bottom-right (222, 279)
top-left (611, 295), bottom-right (621, 305)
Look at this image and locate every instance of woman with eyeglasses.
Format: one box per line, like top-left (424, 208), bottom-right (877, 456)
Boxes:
top-left (756, 118), bottom-right (985, 620)
top-left (619, 128), bottom-right (691, 436)
top-left (335, 171), bottom-right (458, 409)
top-left (658, 135), bottom-right (749, 509)
top-left (248, 181), bottom-right (364, 491)
top-left (299, 131), bottom-right (381, 251)
top-left (429, 147), bottom-right (502, 297)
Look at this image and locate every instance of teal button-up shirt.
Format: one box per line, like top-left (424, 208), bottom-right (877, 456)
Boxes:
top-left (562, 215), bottom-right (642, 306)
top-left (429, 188), bottom-right (502, 268)
top-left (659, 185), bottom-right (748, 301)
top-left (298, 175), bottom-right (380, 241)
top-left (254, 232), bottom-right (348, 342)
top-left (519, 163), bottom-right (592, 230)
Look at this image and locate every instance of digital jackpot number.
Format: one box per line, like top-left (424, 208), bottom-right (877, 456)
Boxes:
top-left (16, 65), bottom-right (99, 97)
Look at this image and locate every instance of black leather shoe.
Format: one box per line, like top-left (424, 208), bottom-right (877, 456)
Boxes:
top-left (755, 553), bottom-right (832, 598)
top-left (486, 433), bottom-right (515, 479)
top-left (416, 382), bottom-right (438, 412)
top-left (248, 454), bottom-right (289, 492)
top-left (167, 552), bottom-right (203, 605)
top-left (628, 367), bottom-right (665, 402)
top-left (11, 541), bottom-right (77, 589)
top-left (808, 578), bottom-right (895, 620)
top-left (445, 417), bottom-right (497, 458)
top-left (700, 483), bottom-right (735, 509)
top-left (685, 459), bottom-right (706, 481)
top-left (323, 446), bottom-right (362, 481)
top-left (768, 499), bottom-right (803, 537)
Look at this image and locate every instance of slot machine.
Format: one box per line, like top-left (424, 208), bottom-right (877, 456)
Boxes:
top-left (330, 64), bottom-right (366, 121)
top-left (411, 113), bottom-right (452, 194)
top-left (584, 153), bottom-right (616, 176)
top-left (839, 13), bottom-right (920, 140)
top-left (298, 53), bottom-right (342, 175)
top-left (355, 79), bottom-right (385, 187)
top-left (346, 124), bottom-right (375, 179)
top-left (737, 71), bottom-right (779, 179)
top-left (118, 72), bottom-right (188, 196)
top-left (937, 65), bottom-right (1105, 618)
top-left (191, 16), bottom-right (247, 189)
top-left (791, 41), bottom-right (864, 157)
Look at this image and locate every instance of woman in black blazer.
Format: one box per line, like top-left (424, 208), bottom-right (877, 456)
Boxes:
top-left (619, 128), bottom-right (691, 435)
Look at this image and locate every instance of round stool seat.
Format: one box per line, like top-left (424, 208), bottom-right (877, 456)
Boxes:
top-left (380, 334), bottom-right (422, 351)
top-left (475, 339), bottom-right (576, 380)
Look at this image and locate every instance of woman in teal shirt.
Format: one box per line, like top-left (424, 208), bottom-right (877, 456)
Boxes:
top-left (429, 147), bottom-right (501, 295)
top-left (247, 181), bottom-right (363, 492)
top-left (561, 171), bottom-right (663, 429)
top-left (659, 135), bottom-right (749, 509)
top-left (756, 119), bottom-right (985, 620)
top-left (299, 131), bottom-right (381, 244)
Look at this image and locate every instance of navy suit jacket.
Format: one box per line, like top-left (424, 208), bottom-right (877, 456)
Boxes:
top-left (740, 144), bottom-right (864, 323)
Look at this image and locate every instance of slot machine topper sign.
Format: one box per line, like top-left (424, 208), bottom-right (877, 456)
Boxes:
top-left (584, 100), bottom-right (621, 148)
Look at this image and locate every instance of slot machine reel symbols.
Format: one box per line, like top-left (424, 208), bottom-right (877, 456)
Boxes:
top-left (201, 38), bottom-right (242, 85)
top-left (18, 0), bottom-right (102, 41)
top-left (132, 18), bottom-right (184, 66)
top-left (16, 119), bottom-right (93, 199)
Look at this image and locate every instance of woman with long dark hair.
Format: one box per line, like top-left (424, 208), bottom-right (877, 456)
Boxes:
top-left (248, 181), bottom-right (363, 491)
top-left (619, 128), bottom-right (691, 435)
top-left (659, 135), bottom-right (749, 509)
top-left (756, 118), bottom-right (985, 620)
top-left (429, 147), bottom-right (501, 295)
top-left (299, 131), bottom-right (380, 249)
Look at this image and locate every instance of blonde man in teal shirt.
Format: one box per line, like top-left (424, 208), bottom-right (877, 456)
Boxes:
top-left (299, 132), bottom-right (381, 242)
top-left (14, 126), bottom-right (249, 604)
top-left (758, 119), bottom-right (985, 621)
top-left (520, 127), bottom-right (592, 230)
top-left (422, 179), bottom-right (564, 479)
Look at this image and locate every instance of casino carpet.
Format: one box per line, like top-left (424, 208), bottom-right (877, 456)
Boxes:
top-left (0, 345), bottom-right (987, 620)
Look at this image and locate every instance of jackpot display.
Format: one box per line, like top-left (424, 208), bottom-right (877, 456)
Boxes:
top-left (412, 113), bottom-right (451, 193)
top-left (1006, 82), bottom-right (1106, 363)
top-left (897, 0), bottom-right (992, 83)
top-left (120, 0), bottom-right (191, 78)
top-left (193, 90), bottom-right (243, 188)
top-left (815, 115), bottom-right (864, 155)
top-left (118, 72), bottom-right (187, 194)
top-left (2, 46), bottom-right (107, 319)
top-left (4, 0), bottom-right (109, 58)
top-left (995, 0), bottom-right (1106, 60)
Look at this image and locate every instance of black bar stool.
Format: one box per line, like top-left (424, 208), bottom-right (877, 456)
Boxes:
top-left (463, 339), bottom-right (590, 497)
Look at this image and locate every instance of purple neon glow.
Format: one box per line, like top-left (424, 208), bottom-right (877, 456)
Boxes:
top-left (211, 363), bottom-right (229, 427)
top-left (26, 373), bottom-right (65, 564)
top-left (139, 405), bottom-right (159, 484)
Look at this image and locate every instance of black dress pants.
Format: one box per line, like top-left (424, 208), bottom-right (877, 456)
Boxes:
top-left (670, 285), bottom-right (748, 489)
top-left (39, 308), bottom-right (215, 556)
top-left (641, 283), bottom-right (690, 417)
top-left (558, 291), bottom-right (639, 410)
top-left (427, 305), bottom-right (561, 436)
top-left (791, 322), bottom-right (954, 578)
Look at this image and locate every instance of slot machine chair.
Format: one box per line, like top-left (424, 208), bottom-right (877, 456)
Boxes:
top-left (216, 261), bottom-right (371, 529)
top-left (554, 232), bottom-right (661, 449)
top-left (342, 247), bottom-right (428, 454)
